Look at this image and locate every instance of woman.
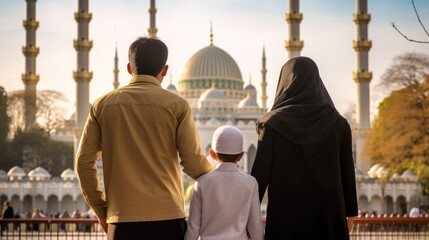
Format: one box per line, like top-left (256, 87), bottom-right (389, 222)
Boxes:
top-left (251, 57), bottom-right (358, 239)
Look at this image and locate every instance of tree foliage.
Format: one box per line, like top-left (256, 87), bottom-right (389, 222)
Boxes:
top-left (7, 90), bottom-right (68, 136)
top-left (378, 53), bottom-right (429, 92)
top-left (4, 127), bottom-right (74, 176)
top-left (341, 103), bottom-right (357, 130)
top-left (0, 88), bottom-right (73, 177)
top-left (0, 86), bottom-right (11, 167)
top-left (366, 53), bottom-right (429, 194)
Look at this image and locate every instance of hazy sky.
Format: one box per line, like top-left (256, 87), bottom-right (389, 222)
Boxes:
top-left (1, 0), bottom-right (429, 118)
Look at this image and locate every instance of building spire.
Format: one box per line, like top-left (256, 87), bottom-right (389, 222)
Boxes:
top-left (148, 0), bottom-right (157, 38)
top-left (22, 0), bottom-right (40, 130)
top-left (260, 44), bottom-right (268, 111)
top-left (210, 21), bottom-right (214, 46)
top-left (285, 0), bottom-right (303, 59)
top-left (353, 0), bottom-right (372, 172)
top-left (249, 72), bottom-right (252, 84)
top-left (73, 0), bottom-right (93, 155)
top-left (113, 44), bottom-right (119, 89)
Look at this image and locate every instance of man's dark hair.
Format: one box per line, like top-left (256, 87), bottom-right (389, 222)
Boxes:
top-left (128, 37), bottom-right (168, 77)
top-left (216, 153), bottom-right (241, 163)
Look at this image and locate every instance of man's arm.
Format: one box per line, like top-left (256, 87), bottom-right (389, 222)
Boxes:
top-left (176, 103), bottom-right (213, 179)
top-left (75, 107), bottom-right (107, 220)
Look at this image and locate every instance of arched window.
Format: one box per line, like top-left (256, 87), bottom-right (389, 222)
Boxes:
top-left (47, 195), bottom-right (59, 215)
top-left (396, 196), bottom-right (407, 215)
top-left (358, 195), bottom-right (369, 214)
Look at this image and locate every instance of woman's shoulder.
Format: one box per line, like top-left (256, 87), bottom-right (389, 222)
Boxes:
top-left (337, 115), bottom-right (352, 129)
top-left (330, 115), bottom-right (352, 138)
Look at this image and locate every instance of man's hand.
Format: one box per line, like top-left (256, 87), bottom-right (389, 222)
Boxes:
top-left (98, 218), bottom-right (108, 233)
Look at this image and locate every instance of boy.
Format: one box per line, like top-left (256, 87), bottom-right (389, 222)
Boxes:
top-left (186, 125), bottom-right (264, 240)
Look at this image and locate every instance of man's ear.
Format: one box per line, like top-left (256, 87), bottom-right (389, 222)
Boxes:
top-left (161, 65), bottom-right (169, 77)
top-left (127, 63), bottom-right (132, 75)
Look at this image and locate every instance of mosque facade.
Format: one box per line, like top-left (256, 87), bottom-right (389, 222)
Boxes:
top-left (0, 0), bottom-right (426, 217)
top-left (166, 34), bottom-right (267, 172)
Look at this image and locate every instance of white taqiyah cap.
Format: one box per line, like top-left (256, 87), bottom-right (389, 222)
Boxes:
top-left (211, 125), bottom-right (244, 155)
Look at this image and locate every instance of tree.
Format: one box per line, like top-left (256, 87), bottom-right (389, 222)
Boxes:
top-left (365, 77), bottom-right (429, 194)
top-left (391, 0), bottom-right (429, 44)
top-left (7, 90), bottom-right (69, 136)
top-left (7, 127), bottom-right (73, 176)
top-left (0, 86), bottom-right (11, 168)
top-left (36, 90), bottom-right (68, 136)
top-left (366, 52), bottom-right (429, 194)
top-left (341, 103), bottom-right (357, 130)
top-left (378, 53), bottom-right (429, 92)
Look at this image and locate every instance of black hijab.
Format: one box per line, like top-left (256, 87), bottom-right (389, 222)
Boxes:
top-left (258, 56), bottom-right (340, 158)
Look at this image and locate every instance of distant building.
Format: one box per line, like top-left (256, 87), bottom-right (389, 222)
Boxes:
top-left (356, 165), bottom-right (423, 215)
top-left (2, 0), bottom-right (426, 217)
top-left (0, 167), bottom-right (87, 215)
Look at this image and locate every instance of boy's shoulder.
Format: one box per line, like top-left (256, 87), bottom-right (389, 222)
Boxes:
top-left (197, 167), bottom-right (258, 185)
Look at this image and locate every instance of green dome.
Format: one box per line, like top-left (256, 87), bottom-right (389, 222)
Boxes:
top-left (178, 45), bottom-right (243, 93)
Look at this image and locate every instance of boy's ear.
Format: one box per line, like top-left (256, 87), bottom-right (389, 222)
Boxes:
top-left (209, 148), bottom-right (217, 160)
top-left (235, 152), bottom-right (244, 162)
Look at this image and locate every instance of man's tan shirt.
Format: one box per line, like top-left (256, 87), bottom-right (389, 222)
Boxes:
top-left (76, 75), bottom-right (213, 223)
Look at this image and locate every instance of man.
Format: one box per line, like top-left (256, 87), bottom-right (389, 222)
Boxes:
top-left (76, 37), bottom-right (213, 239)
top-left (1, 201), bottom-right (14, 235)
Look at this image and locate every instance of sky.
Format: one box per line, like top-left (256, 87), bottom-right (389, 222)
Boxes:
top-left (1, 0), bottom-right (429, 119)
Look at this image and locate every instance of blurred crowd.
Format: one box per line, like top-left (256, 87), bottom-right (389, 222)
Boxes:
top-left (1, 200), bottom-right (96, 234)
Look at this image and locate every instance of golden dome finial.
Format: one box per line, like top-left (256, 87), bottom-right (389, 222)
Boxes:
top-left (210, 21), bottom-right (213, 46)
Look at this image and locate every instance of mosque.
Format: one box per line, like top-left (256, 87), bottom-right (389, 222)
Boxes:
top-left (0, 0), bottom-right (425, 216)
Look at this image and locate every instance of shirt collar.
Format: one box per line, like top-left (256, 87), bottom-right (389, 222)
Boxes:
top-left (215, 162), bottom-right (240, 172)
top-left (129, 74), bottom-right (161, 86)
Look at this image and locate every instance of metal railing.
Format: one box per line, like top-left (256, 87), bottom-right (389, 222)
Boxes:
top-left (0, 219), bottom-right (106, 239)
top-left (350, 216), bottom-right (429, 240)
top-left (1, 216), bottom-right (429, 239)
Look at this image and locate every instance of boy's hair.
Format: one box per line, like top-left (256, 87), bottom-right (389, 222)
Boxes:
top-left (216, 152), bottom-right (242, 163)
top-left (128, 37), bottom-right (168, 77)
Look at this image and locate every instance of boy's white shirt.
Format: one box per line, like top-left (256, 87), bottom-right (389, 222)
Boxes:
top-left (185, 162), bottom-right (264, 240)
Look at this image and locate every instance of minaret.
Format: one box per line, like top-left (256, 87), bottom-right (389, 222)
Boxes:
top-left (22, 0), bottom-right (40, 129)
top-left (113, 45), bottom-right (119, 89)
top-left (260, 45), bottom-right (268, 111)
top-left (285, 0), bottom-right (303, 59)
top-left (73, 0), bottom-right (93, 154)
top-left (353, 0), bottom-right (372, 172)
top-left (148, 0), bottom-right (157, 38)
top-left (210, 22), bottom-right (214, 46)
